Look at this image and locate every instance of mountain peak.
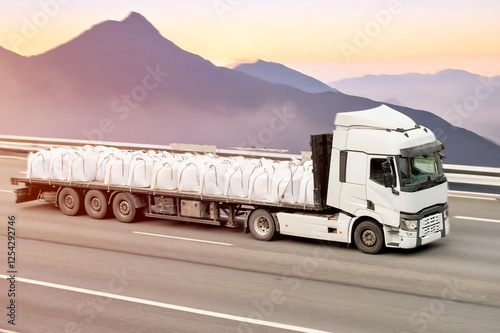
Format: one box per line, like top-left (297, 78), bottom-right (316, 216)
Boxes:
top-left (122, 12), bottom-right (150, 25)
top-left (119, 11), bottom-right (160, 35)
top-left (34, 11), bottom-right (166, 60)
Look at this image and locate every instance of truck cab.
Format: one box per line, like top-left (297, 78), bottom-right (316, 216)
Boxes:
top-left (327, 104), bottom-right (449, 252)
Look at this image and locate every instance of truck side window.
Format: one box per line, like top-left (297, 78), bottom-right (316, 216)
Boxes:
top-left (370, 158), bottom-right (386, 185)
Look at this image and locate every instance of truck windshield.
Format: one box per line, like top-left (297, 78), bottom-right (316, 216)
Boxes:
top-left (397, 153), bottom-right (446, 192)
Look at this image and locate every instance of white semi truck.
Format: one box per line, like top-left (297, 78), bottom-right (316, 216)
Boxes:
top-left (11, 105), bottom-right (449, 254)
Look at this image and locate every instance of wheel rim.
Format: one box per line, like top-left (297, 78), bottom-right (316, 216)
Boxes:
top-left (255, 216), bottom-right (270, 236)
top-left (90, 197), bottom-right (102, 212)
top-left (362, 229), bottom-right (377, 247)
top-left (64, 194), bottom-right (75, 209)
top-left (119, 200), bottom-right (130, 216)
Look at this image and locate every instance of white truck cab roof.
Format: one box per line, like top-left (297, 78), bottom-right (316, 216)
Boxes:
top-left (333, 105), bottom-right (443, 157)
top-left (335, 104), bottom-right (416, 131)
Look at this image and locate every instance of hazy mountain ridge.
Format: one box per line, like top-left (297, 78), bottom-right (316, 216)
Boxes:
top-left (329, 70), bottom-right (500, 145)
top-left (1, 12), bottom-right (500, 167)
top-left (234, 60), bottom-right (338, 94)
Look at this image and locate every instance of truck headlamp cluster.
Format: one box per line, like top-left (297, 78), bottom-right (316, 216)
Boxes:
top-left (443, 208), bottom-right (448, 221)
top-left (401, 218), bottom-right (418, 231)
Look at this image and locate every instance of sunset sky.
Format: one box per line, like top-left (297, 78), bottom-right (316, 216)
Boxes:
top-left (1, 0), bottom-right (499, 81)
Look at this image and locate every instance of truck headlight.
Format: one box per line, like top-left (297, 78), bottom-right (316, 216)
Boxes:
top-left (401, 219), bottom-right (418, 231)
top-left (443, 208), bottom-right (448, 221)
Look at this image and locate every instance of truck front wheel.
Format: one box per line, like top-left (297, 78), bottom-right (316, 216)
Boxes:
top-left (249, 209), bottom-right (276, 241)
top-left (58, 187), bottom-right (83, 216)
top-left (85, 190), bottom-right (109, 219)
top-left (354, 220), bottom-right (384, 254)
top-left (112, 193), bottom-right (137, 223)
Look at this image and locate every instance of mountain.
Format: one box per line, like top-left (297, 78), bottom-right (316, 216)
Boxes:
top-left (233, 60), bottom-right (338, 94)
top-left (329, 69), bottom-right (500, 145)
top-left (1, 12), bottom-right (500, 167)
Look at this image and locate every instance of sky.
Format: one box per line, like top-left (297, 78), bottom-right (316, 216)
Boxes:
top-left (0, 0), bottom-right (499, 81)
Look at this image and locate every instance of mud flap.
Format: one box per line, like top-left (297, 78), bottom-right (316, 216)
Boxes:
top-left (14, 186), bottom-right (40, 203)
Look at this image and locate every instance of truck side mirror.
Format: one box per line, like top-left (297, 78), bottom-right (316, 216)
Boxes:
top-left (381, 161), bottom-right (391, 173)
top-left (382, 160), bottom-right (398, 195)
top-left (383, 173), bottom-right (394, 188)
top-left (381, 161), bottom-right (393, 188)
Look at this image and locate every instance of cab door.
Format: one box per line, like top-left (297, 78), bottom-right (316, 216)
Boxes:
top-left (365, 156), bottom-right (401, 227)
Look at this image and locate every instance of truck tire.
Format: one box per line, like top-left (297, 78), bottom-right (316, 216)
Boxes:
top-left (249, 209), bottom-right (276, 241)
top-left (112, 192), bottom-right (137, 223)
top-left (354, 220), bottom-right (384, 254)
top-left (58, 187), bottom-right (83, 216)
top-left (85, 190), bottom-right (109, 219)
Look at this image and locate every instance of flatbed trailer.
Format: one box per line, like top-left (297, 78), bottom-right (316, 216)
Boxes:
top-left (10, 132), bottom-right (334, 242)
top-left (10, 176), bottom-right (320, 225)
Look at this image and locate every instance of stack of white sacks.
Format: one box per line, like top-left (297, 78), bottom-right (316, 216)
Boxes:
top-left (27, 146), bottom-right (315, 205)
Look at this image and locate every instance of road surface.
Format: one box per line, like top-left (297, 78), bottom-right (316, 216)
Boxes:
top-left (1, 154), bottom-right (499, 333)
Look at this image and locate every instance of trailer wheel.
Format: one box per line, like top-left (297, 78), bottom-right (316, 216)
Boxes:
top-left (249, 209), bottom-right (276, 241)
top-left (58, 187), bottom-right (83, 216)
top-left (112, 193), bottom-right (136, 223)
top-left (354, 220), bottom-right (384, 254)
top-left (85, 190), bottom-right (109, 219)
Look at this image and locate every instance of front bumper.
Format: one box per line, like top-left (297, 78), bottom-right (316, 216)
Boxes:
top-left (399, 217), bottom-right (450, 249)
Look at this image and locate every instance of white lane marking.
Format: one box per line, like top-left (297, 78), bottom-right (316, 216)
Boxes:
top-left (19, 171), bottom-right (27, 174)
top-left (448, 194), bottom-right (497, 201)
top-left (0, 190), bottom-right (14, 193)
top-left (0, 274), bottom-right (331, 333)
top-left (0, 155), bottom-right (27, 160)
top-left (133, 231), bottom-right (233, 246)
top-left (453, 216), bottom-right (500, 224)
top-left (0, 327), bottom-right (19, 333)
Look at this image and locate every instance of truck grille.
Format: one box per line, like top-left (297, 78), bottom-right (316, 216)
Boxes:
top-left (420, 213), bottom-right (443, 237)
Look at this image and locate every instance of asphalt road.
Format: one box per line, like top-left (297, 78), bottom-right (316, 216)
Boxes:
top-left (1, 154), bottom-right (500, 333)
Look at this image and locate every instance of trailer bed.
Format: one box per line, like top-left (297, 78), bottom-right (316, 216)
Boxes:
top-left (11, 177), bottom-right (316, 211)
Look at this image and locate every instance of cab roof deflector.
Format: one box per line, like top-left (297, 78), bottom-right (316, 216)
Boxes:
top-left (400, 140), bottom-right (444, 158)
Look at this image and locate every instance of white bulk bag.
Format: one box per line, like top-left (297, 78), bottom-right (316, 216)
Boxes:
top-left (128, 156), bottom-right (154, 188)
top-left (224, 162), bottom-right (257, 198)
top-left (49, 147), bottom-right (71, 180)
top-left (94, 145), bottom-right (119, 154)
top-left (27, 149), bottom-right (51, 179)
top-left (199, 162), bottom-right (228, 196)
top-left (151, 159), bottom-right (180, 191)
top-left (303, 160), bottom-right (313, 170)
top-left (159, 151), bottom-right (174, 159)
top-left (190, 154), bottom-right (212, 167)
top-left (178, 161), bottom-right (200, 192)
top-left (259, 158), bottom-right (273, 168)
top-left (288, 163), bottom-right (305, 203)
top-left (67, 150), bottom-right (99, 182)
top-left (150, 152), bottom-right (170, 164)
top-left (95, 154), bottom-right (114, 182)
top-left (272, 164), bottom-right (305, 204)
top-left (104, 155), bottom-right (133, 186)
top-left (274, 160), bottom-right (293, 172)
top-left (298, 167), bottom-right (314, 206)
top-left (249, 167), bottom-right (273, 202)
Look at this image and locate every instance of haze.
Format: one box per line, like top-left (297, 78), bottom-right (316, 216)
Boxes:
top-left (1, 0), bottom-right (499, 81)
